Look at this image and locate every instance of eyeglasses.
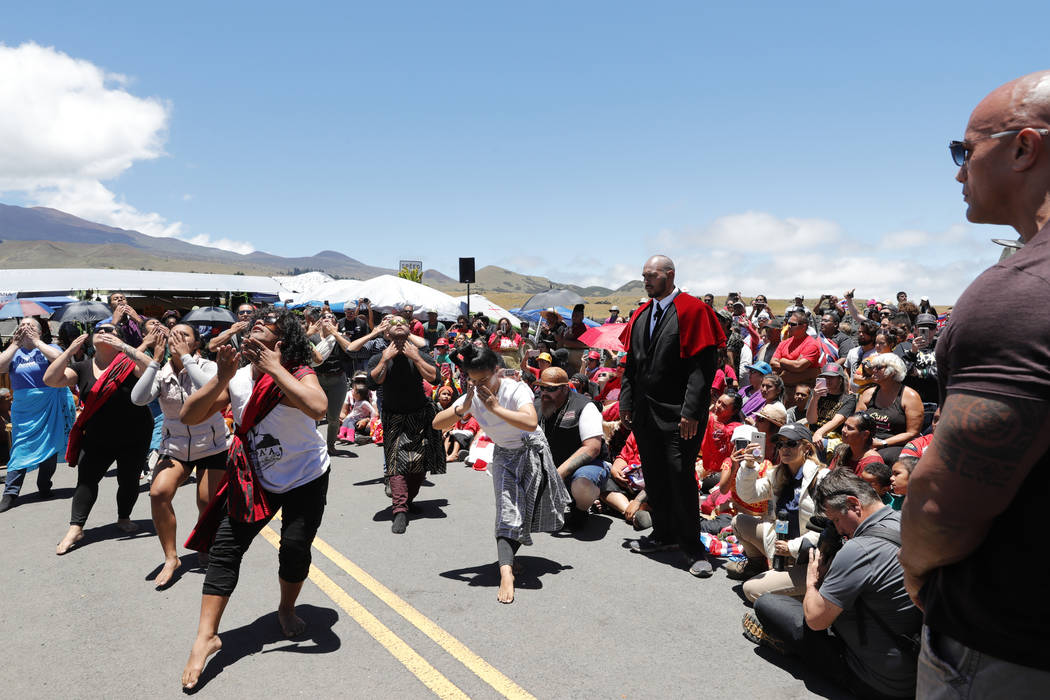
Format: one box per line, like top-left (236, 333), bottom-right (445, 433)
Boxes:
top-left (950, 128), bottom-right (1050, 166)
top-left (95, 327), bottom-right (116, 334)
top-left (776, 439), bottom-right (800, 448)
top-left (786, 321), bottom-right (803, 327)
top-left (237, 309), bottom-right (254, 316)
top-left (538, 385), bottom-right (565, 393)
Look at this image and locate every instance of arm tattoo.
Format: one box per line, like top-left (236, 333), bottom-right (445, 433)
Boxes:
top-left (935, 391), bottom-right (1048, 488)
top-left (561, 450), bottom-right (595, 476)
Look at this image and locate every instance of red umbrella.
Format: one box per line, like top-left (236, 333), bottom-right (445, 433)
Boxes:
top-left (578, 323), bottom-right (627, 353)
top-left (0, 299), bottom-right (53, 319)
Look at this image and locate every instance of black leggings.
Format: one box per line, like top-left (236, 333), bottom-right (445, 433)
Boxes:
top-left (496, 537), bottom-right (521, 567)
top-left (203, 471), bottom-right (329, 597)
top-left (70, 440), bottom-right (150, 526)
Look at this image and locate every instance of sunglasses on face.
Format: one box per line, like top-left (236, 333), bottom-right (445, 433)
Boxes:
top-left (786, 322), bottom-right (803, 327)
top-left (949, 128), bottom-right (1050, 166)
top-left (238, 309), bottom-right (254, 316)
top-left (776, 439), bottom-right (800, 449)
top-left (95, 327), bottom-right (117, 334)
top-left (538, 385), bottom-right (564, 393)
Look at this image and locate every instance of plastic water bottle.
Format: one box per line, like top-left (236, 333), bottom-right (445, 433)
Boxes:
top-left (772, 509), bottom-right (790, 571)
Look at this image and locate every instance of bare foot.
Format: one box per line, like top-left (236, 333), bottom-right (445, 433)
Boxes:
top-left (497, 565), bottom-right (515, 604)
top-left (56, 527), bottom-right (84, 555)
top-left (155, 557), bottom-right (181, 589)
top-left (181, 634), bottom-right (222, 689)
top-left (278, 607), bottom-right (306, 637)
top-left (116, 518), bottom-right (138, 533)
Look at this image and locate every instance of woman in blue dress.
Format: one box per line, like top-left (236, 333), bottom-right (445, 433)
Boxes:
top-left (0, 317), bottom-right (75, 512)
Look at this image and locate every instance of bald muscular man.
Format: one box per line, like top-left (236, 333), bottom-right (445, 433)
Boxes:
top-left (619, 255), bottom-right (725, 577)
top-left (900, 71), bottom-right (1050, 696)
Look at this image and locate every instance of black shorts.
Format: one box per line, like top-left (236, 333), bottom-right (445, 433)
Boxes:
top-left (159, 450), bottom-right (228, 472)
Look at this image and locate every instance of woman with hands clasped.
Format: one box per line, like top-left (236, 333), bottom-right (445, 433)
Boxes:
top-left (178, 311), bottom-right (330, 690)
top-left (433, 345), bottom-right (570, 604)
top-left (0, 317), bottom-right (75, 512)
top-left (43, 320), bottom-right (156, 555)
top-left (734, 423), bottom-right (828, 602)
top-left (131, 324), bottom-right (230, 588)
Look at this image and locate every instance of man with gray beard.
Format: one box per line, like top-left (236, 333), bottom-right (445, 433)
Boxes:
top-left (534, 367), bottom-right (610, 531)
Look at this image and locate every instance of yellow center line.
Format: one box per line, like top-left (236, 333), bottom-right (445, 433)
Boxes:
top-left (272, 512), bottom-right (535, 700)
top-left (258, 525), bottom-right (469, 700)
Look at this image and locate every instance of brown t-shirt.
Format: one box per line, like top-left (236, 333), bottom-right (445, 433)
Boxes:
top-left (925, 223), bottom-right (1050, 670)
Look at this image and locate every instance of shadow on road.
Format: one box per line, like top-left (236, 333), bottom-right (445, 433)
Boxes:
top-left (550, 514), bottom-right (613, 542)
top-left (751, 646), bottom-right (853, 699)
top-left (371, 498), bottom-right (450, 521)
top-left (185, 604), bottom-right (341, 694)
top-left (77, 518), bottom-right (155, 550)
top-left (439, 556), bottom-right (573, 590)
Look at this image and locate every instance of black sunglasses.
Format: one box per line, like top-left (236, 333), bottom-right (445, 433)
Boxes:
top-left (950, 128), bottom-right (1050, 166)
top-left (537, 385), bottom-right (564, 393)
top-left (95, 326), bottom-right (116, 334)
top-left (786, 321), bottom-right (803, 327)
top-left (237, 309), bottom-right (254, 316)
top-left (776, 439), bottom-right (800, 448)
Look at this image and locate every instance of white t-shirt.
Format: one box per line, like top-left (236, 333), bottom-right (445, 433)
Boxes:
top-left (452, 378), bottom-right (541, 448)
top-left (576, 401), bottom-right (604, 442)
top-left (229, 366), bottom-right (330, 493)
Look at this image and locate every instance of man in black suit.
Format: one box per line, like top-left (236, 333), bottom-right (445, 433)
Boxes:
top-left (619, 255), bottom-right (724, 577)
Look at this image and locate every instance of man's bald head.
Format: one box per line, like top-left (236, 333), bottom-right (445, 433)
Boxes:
top-left (960, 71), bottom-right (1050, 237)
top-left (645, 255), bottom-right (675, 273)
top-left (642, 255), bottom-right (676, 300)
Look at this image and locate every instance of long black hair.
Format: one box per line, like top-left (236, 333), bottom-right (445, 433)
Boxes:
top-left (254, 309), bottom-right (314, 368)
top-left (27, 316), bottom-right (53, 344)
top-left (453, 343), bottom-right (499, 372)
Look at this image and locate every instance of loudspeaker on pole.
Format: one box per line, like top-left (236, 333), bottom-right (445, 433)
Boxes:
top-left (459, 257), bottom-right (476, 284)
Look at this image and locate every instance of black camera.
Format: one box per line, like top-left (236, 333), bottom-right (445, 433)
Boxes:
top-left (798, 514), bottom-right (845, 571)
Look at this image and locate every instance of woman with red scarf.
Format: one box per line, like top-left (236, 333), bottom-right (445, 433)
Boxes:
top-left (177, 311), bottom-right (329, 691)
top-left (44, 320), bottom-right (154, 555)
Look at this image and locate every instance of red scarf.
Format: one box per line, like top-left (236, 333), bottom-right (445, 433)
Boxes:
top-left (186, 365), bottom-right (313, 551)
top-left (619, 292), bottom-right (726, 357)
top-left (65, 353), bottom-right (137, 468)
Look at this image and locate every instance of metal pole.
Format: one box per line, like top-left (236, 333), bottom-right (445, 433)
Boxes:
top-left (466, 283), bottom-right (471, 318)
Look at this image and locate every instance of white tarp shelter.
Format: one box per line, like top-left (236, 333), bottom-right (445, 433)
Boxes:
top-left (272, 271), bottom-right (335, 300)
top-left (290, 274), bottom-right (463, 320)
top-left (0, 268), bottom-right (284, 296)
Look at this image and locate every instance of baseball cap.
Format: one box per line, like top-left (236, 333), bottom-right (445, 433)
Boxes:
top-left (745, 361), bottom-right (773, 376)
top-left (755, 403), bottom-right (787, 426)
top-left (609, 305), bottom-right (619, 312)
top-left (587, 350), bottom-right (601, 360)
top-left (536, 367), bottom-right (570, 387)
top-left (915, 313), bottom-right (938, 328)
top-left (819, 363), bottom-right (845, 378)
top-left (537, 352), bottom-right (553, 363)
top-left (777, 423), bottom-right (813, 442)
top-left (731, 424), bottom-right (756, 444)
top-left (435, 337), bottom-right (449, 347)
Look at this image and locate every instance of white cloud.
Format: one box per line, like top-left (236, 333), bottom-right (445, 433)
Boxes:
top-left (644, 213), bottom-right (999, 305)
top-left (0, 42), bottom-right (254, 254)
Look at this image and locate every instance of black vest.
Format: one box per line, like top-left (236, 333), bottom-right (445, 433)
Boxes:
top-left (538, 390), bottom-right (610, 466)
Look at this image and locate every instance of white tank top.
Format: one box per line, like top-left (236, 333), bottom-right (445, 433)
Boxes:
top-left (229, 366), bottom-right (330, 493)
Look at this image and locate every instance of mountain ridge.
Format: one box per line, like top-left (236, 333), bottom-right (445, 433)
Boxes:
top-left (0, 203), bottom-right (631, 297)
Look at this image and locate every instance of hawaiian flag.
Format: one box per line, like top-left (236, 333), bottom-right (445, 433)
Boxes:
top-left (817, 333), bottom-right (839, 363)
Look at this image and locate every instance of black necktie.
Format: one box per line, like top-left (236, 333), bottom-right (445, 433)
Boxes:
top-left (649, 304), bottom-right (664, 349)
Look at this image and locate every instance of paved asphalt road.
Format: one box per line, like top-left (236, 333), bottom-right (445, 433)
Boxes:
top-left (1, 439), bottom-right (851, 699)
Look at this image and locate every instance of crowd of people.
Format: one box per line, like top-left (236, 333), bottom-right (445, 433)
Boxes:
top-left (3, 70), bottom-right (1050, 698)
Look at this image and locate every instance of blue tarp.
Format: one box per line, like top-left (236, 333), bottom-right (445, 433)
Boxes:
top-left (509, 306), bottom-right (600, 328)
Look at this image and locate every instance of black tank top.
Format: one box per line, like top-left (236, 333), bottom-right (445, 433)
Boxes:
top-left (866, 384), bottom-right (906, 440)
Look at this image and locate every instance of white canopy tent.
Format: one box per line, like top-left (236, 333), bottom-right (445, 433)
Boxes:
top-left (272, 271), bottom-right (335, 300)
top-left (0, 268), bottom-right (284, 297)
top-left (291, 274), bottom-right (463, 320)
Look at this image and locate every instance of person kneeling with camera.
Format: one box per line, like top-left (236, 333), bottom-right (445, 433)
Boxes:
top-left (743, 469), bottom-right (921, 699)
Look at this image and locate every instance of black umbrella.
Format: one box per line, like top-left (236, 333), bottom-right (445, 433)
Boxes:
top-left (520, 289), bottom-right (587, 312)
top-left (180, 306), bottom-right (237, 325)
top-left (52, 301), bottom-right (113, 324)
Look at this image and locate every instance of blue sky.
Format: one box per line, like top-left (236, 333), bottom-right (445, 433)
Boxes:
top-left (1, 2), bottom-right (1045, 302)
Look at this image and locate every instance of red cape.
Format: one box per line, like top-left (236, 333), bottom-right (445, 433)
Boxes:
top-left (619, 292), bottom-right (727, 358)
